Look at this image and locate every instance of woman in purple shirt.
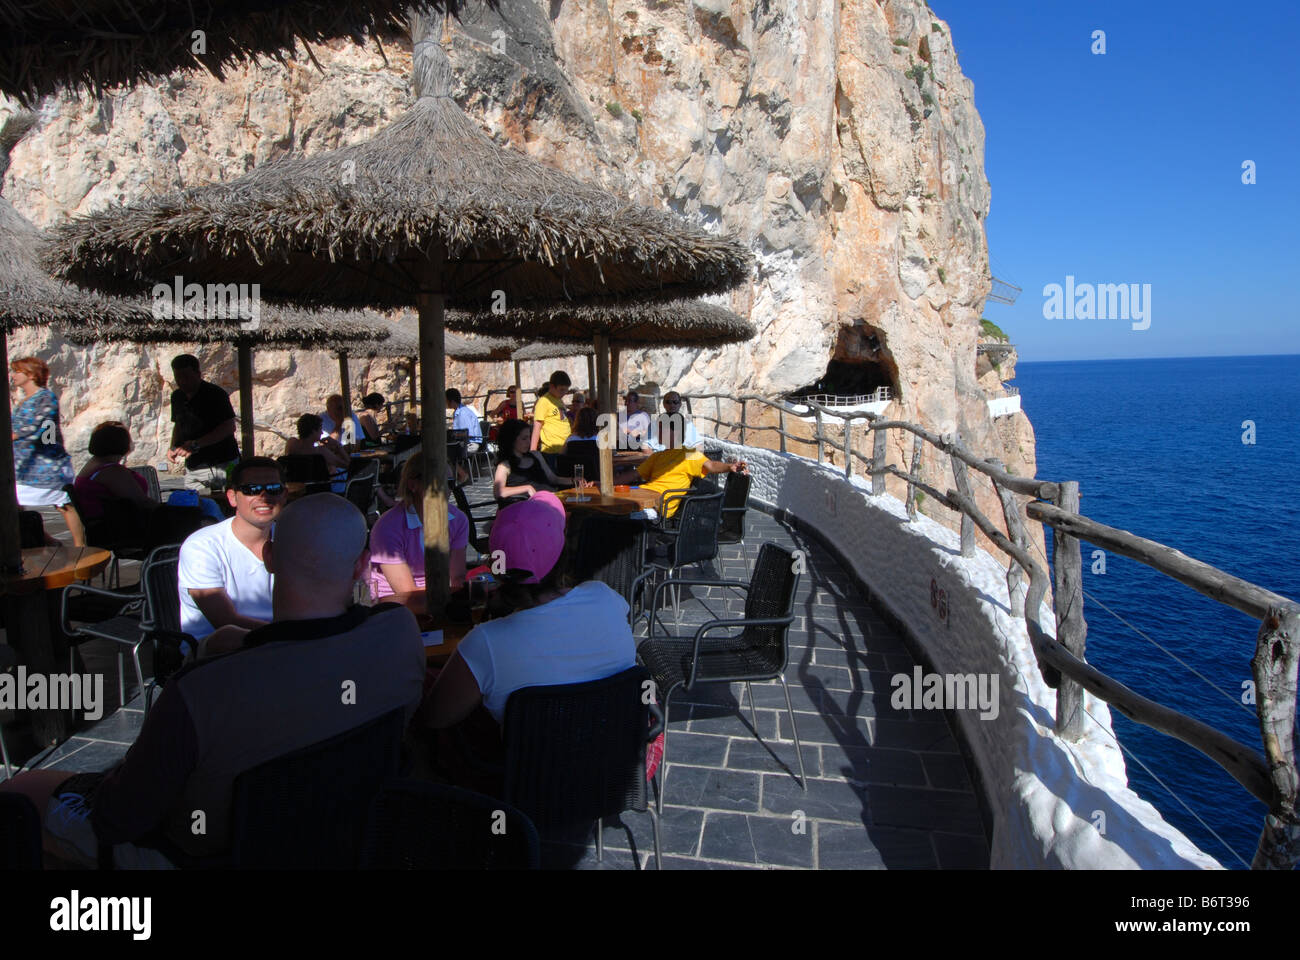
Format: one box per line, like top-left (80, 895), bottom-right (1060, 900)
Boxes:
top-left (369, 454), bottom-right (469, 613)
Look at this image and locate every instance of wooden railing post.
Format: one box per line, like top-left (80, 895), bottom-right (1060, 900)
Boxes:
top-left (988, 459), bottom-right (1029, 618)
top-left (1053, 480), bottom-right (1087, 741)
top-left (905, 434), bottom-right (923, 520)
top-left (779, 406), bottom-right (787, 454)
top-left (1251, 603), bottom-right (1300, 870)
top-left (715, 396), bottom-right (721, 438)
top-left (842, 420), bottom-right (853, 479)
top-left (739, 399), bottom-right (747, 446)
top-left (949, 440), bottom-right (975, 557)
top-left (815, 408), bottom-right (825, 464)
top-left (871, 423), bottom-right (887, 495)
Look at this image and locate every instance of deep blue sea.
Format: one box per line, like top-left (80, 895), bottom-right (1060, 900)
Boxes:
top-left (1011, 355), bottom-right (1300, 868)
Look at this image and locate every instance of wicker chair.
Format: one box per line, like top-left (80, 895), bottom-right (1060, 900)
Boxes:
top-left (450, 481), bottom-right (496, 564)
top-left (631, 487), bottom-right (724, 626)
top-left (277, 454), bottom-right (332, 494)
top-left (571, 515), bottom-right (647, 608)
top-left (361, 779), bottom-right (540, 869)
top-left (637, 543), bottom-right (805, 812)
top-left (502, 666), bottom-right (663, 869)
top-left (129, 465), bottom-right (162, 502)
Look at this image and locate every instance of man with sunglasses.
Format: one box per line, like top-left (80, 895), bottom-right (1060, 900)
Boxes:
top-left (647, 391), bottom-right (699, 451)
top-left (178, 457), bottom-right (286, 645)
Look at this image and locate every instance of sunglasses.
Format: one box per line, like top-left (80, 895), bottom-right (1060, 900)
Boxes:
top-left (236, 482), bottom-right (286, 497)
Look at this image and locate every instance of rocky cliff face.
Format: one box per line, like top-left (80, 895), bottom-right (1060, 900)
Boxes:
top-left (1, 0), bottom-right (1036, 543)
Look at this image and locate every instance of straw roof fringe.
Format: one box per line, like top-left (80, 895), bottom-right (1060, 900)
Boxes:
top-left (331, 312), bottom-right (514, 361)
top-left (511, 340), bottom-right (595, 362)
top-left (445, 298), bottom-right (756, 349)
top-left (56, 305), bottom-right (379, 348)
top-left (48, 25), bottom-right (753, 310)
top-left (0, 0), bottom-right (443, 104)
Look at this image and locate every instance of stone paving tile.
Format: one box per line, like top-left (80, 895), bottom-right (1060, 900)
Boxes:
top-left (684, 704), bottom-right (779, 740)
top-left (921, 752), bottom-right (975, 791)
top-left (871, 718), bottom-right (960, 753)
top-left (724, 737), bottom-right (819, 781)
top-left (776, 708), bottom-right (872, 747)
top-left (73, 707), bottom-right (144, 745)
top-left (864, 785), bottom-right (984, 836)
top-left (698, 811), bottom-right (816, 868)
top-left (932, 831), bottom-right (991, 869)
top-left (655, 731), bottom-right (730, 767)
top-left (662, 765), bottom-right (761, 813)
top-left (822, 745), bottom-right (928, 787)
top-left (600, 807), bottom-right (703, 858)
top-left (760, 772), bottom-right (868, 822)
top-left (818, 822), bottom-right (938, 869)
top-left (39, 737), bottom-right (128, 772)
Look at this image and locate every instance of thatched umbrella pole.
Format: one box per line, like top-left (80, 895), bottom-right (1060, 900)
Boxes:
top-left (408, 358), bottom-right (418, 419)
top-left (418, 255), bottom-right (451, 616)
top-left (513, 361), bottom-right (522, 418)
top-left (610, 344), bottom-right (621, 403)
top-left (594, 333), bottom-right (613, 496)
top-left (236, 342), bottom-right (255, 456)
top-left (338, 353), bottom-right (353, 423)
top-left (587, 355), bottom-right (596, 396)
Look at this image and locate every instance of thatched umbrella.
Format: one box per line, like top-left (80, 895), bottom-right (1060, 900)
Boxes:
top-left (48, 11), bottom-right (753, 616)
top-left (0, 0), bottom-right (434, 104)
top-left (59, 308), bottom-right (380, 456)
top-left (510, 340), bottom-right (595, 414)
top-left (447, 298), bottom-right (755, 492)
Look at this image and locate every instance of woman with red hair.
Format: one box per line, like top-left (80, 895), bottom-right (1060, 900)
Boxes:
top-left (9, 356), bottom-right (84, 545)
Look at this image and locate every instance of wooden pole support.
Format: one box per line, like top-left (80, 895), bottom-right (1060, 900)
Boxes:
top-left (0, 335), bottom-right (23, 576)
top-left (593, 334), bottom-right (613, 497)
top-left (338, 352), bottom-right (352, 421)
top-left (779, 407), bottom-right (787, 454)
top-left (988, 459), bottom-right (1029, 618)
top-left (906, 434), bottom-right (923, 520)
top-left (815, 408), bottom-right (825, 464)
top-left (236, 342), bottom-right (255, 457)
top-left (1053, 480), bottom-right (1087, 741)
top-left (871, 425), bottom-right (887, 495)
top-left (950, 448), bottom-right (975, 557)
top-left (739, 399), bottom-right (747, 447)
top-left (842, 421), bottom-right (853, 479)
top-left (417, 255), bottom-right (451, 618)
top-left (1251, 603), bottom-right (1300, 870)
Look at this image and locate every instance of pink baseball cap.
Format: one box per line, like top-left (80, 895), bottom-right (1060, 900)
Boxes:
top-left (489, 491), bottom-right (567, 584)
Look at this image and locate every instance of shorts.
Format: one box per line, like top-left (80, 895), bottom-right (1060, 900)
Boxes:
top-left (44, 776), bottom-right (176, 869)
top-left (15, 483), bottom-right (70, 507)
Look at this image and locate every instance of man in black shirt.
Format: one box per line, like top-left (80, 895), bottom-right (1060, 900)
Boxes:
top-left (167, 354), bottom-right (240, 493)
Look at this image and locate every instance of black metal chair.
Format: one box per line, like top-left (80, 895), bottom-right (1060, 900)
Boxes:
top-left (0, 793), bottom-right (42, 870)
top-left (555, 450), bottom-right (599, 485)
top-left (277, 454), bottom-right (332, 494)
top-left (18, 510), bottom-right (45, 548)
top-left (637, 543), bottom-right (805, 812)
top-left (61, 545), bottom-right (184, 709)
top-left (502, 666), bottom-right (663, 869)
top-left (129, 465), bottom-right (162, 502)
top-left (360, 779), bottom-right (540, 869)
top-left (343, 460), bottom-right (379, 519)
top-left (571, 515), bottom-right (647, 609)
top-left (0, 643), bottom-right (19, 781)
top-left (450, 481), bottom-right (496, 564)
top-left (631, 487), bottom-right (724, 626)
top-left (226, 708), bottom-right (406, 868)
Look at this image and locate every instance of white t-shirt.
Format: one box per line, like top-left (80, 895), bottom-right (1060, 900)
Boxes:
top-left (456, 581), bottom-right (637, 724)
top-left (178, 518), bottom-right (275, 639)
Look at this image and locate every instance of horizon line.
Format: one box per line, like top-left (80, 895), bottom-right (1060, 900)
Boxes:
top-left (1017, 352), bottom-right (1300, 365)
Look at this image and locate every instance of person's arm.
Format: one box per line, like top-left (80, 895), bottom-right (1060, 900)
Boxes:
top-left (380, 562), bottom-right (419, 601)
top-left (494, 462), bottom-right (536, 500)
top-left (703, 459), bottom-right (748, 477)
top-left (186, 417), bottom-right (236, 452)
top-left (529, 415), bottom-right (543, 452)
top-left (188, 588), bottom-right (268, 631)
top-left (421, 650), bottom-right (484, 729)
top-left (534, 455), bottom-right (573, 488)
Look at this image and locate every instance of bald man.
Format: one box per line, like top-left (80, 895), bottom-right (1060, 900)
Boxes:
top-left (2, 494), bottom-right (424, 867)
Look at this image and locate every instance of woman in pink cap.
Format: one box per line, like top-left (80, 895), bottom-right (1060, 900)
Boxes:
top-left (421, 492), bottom-right (636, 729)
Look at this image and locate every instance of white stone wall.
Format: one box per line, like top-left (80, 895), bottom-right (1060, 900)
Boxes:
top-left (704, 434), bottom-right (1221, 869)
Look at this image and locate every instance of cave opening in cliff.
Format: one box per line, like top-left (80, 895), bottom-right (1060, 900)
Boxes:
top-left (788, 324), bottom-right (899, 404)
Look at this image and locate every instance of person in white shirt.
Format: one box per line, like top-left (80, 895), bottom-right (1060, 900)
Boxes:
top-left (620, 391), bottom-right (652, 452)
top-left (646, 391), bottom-right (700, 451)
top-left (445, 388), bottom-right (482, 452)
top-left (320, 394), bottom-right (364, 450)
top-left (178, 457), bottom-right (284, 645)
top-left (421, 492), bottom-right (636, 727)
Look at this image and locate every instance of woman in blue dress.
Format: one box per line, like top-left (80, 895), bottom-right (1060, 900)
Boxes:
top-left (10, 356), bottom-right (84, 545)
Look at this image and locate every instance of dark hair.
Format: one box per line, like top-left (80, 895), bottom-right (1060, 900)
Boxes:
top-left (87, 421), bottom-right (131, 458)
top-left (361, 392), bottom-right (385, 411)
top-left (445, 388), bottom-right (462, 405)
top-left (171, 354), bottom-right (200, 373)
top-left (549, 370), bottom-right (571, 388)
top-left (574, 406), bottom-right (598, 438)
top-left (228, 456), bottom-right (284, 488)
top-left (296, 413), bottom-right (322, 440)
top-left (495, 418), bottom-right (532, 469)
top-left (484, 540), bottom-right (575, 620)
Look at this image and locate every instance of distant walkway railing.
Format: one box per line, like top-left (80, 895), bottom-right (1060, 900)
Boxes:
top-left (787, 387), bottom-right (893, 407)
top-left (680, 389), bottom-right (1299, 869)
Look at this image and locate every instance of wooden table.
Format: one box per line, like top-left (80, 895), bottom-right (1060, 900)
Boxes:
top-left (612, 451), bottom-right (650, 470)
top-left (4, 545), bottom-right (113, 745)
top-left (352, 447), bottom-right (395, 461)
top-left (419, 616), bottom-right (477, 666)
top-left (556, 486), bottom-right (659, 516)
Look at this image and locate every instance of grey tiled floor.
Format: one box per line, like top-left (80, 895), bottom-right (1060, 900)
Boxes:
top-left (1, 474), bottom-right (989, 869)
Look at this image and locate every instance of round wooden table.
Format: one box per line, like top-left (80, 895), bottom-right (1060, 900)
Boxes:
top-left (556, 486), bottom-right (659, 516)
top-left (4, 545), bottom-right (113, 745)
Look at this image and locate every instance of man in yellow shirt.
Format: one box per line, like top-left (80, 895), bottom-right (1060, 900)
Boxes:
top-left (614, 412), bottom-right (746, 518)
top-left (530, 370), bottom-right (572, 459)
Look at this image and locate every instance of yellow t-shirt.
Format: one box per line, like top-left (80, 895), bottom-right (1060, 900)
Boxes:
top-left (637, 449), bottom-right (708, 517)
top-left (535, 392), bottom-right (571, 454)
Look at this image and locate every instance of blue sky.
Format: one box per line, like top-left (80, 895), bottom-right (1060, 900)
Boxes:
top-left (937, 0), bottom-right (1300, 361)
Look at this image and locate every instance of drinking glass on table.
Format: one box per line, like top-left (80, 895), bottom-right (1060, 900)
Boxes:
top-left (572, 463), bottom-right (587, 501)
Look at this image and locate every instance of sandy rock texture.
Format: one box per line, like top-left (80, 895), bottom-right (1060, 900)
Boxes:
top-left (2, 0), bottom-right (1036, 544)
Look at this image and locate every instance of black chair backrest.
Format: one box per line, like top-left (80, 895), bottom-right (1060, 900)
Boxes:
top-left (344, 464), bottom-right (378, 516)
top-left (140, 546), bottom-right (183, 634)
top-left (230, 708), bottom-right (405, 868)
top-left (449, 482), bottom-right (491, 555)
top-left (130, 465), bottom-right (162, 502)
top-left (571, 516), bottom-right (645, 604)
top-left (555, 450), bottom-right (598, 481)
top-left (393, 434), bottom-right (421, 455)
top-left (447, 440), bottom-right (468, 463)
top-left (277, 454), bottom-right (329, 483)
top-left (360, 779), bottom-right (540, 869)
top-left (742, 543), bottom-right (800, 670)
top-left (502, 666), bottom-right (653, 837)
top-left (670, 489), bottom-right (724, 567)
top-left (719, 469), bottom-right (751, 541)
top-left (0, 794), bottom-right (42, 870)
top-left (18, 510), bottom-right (44, 548)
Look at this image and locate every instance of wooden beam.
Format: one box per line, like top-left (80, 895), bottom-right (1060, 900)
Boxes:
top-left (594, 334), bottom-right (613, 497)
top-left (871, 426), bottom-right (887, 496)
top-left (1027, 501), bottom-right (1292, 621)
top-left (1052, 481), bottom-right (1087, 741)
top-left (905, 434), bottom-right (923, 520)
top-left (418, 254), bottom-right (450, 618)
top-left (1251, 603), bottom-right (1300, 870)
top-left (338, 352), bottom-right (352, 423)
top-left (842, 421), bottom-right (853, 479)
top-left (0, 334), bottom-right (22, 577)
top-left (988, 459), bottom-right (1028, 618)
top-left (815, 408), bottom-right (825, 464)
top-left (778, 407), bottom-right (787, 454)
top-left (236, 342), bottom-right (255, 457)
top-left (870, 417), bottom-right (1057, 499)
